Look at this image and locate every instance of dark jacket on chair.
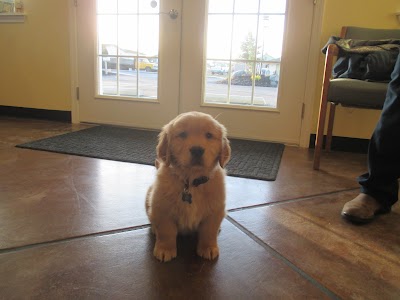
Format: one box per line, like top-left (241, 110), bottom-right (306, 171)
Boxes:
top-left (322, 37), bottom-right (400, 82)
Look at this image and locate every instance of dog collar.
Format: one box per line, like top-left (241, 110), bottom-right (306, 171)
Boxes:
top-left (182, 176), bottom-right (209, 204)
top-left (192, 176), bottom-right (209, 187)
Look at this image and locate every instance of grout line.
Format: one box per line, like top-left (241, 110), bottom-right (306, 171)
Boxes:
top-left (1, 188), bottom-right (358, 257)
top-left (226, 215), bottom-right (340, 300)
top-left (0, 224), bottom-right (151, 255)
top-left (227, 187), bottom-right (359, 213)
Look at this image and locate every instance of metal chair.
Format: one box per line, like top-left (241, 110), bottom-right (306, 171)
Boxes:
top-left (313, 26), bottom-right (400, 170)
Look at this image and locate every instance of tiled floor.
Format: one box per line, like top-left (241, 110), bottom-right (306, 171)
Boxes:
top-left (0, 116), bottom-right (399, 299)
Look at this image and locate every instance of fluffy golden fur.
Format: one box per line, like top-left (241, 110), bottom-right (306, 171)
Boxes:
top-left (145, 111), bottom-right (231, 262)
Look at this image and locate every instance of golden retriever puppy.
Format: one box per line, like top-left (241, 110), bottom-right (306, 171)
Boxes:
top-left (146, 111), bottom-right (231, 262)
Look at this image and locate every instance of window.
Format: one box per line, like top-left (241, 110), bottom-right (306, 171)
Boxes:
top-left (204, 0), bottom-right (286, 108)
top-left (0, 0), bottom-right (14, 13)
top-left (97, 0), bottom-right (159, 99)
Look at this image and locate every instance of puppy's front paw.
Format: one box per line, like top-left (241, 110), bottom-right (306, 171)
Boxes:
top-left (154, 245), bottom-right (177, 262)
top-left (197, 245), bottom-right (219, 260)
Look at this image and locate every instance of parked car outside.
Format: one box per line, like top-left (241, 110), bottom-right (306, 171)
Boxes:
top-left (260, 68), bottom-right (271, 76)
top-left (101, 45), bottom-right (158, 72)
top-left (231, 70), bottom-right (252, 85)
top-left (269, 74), bottom-right (279, 87)
top-left (102, 45), bottom-right (135, 70)
top-left (136, 58), bottom-right (157, 72)
top-left (230, 70), bottom-right (279, 87)
top-left (211, 64), bottom-right (229, 75)
top-left (148, 58), bottom-right (159, 72)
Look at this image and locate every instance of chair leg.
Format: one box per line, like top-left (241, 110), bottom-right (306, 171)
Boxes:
top-left (314, 44), bottom-right (335, 170)
top-left (313, 94), bottom-right (329, 170)
top-left (325, 103), bottom-right (336, 152)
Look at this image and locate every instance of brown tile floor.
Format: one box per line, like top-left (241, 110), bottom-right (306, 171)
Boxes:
top-left (0, 116), bottom-right (399, 299)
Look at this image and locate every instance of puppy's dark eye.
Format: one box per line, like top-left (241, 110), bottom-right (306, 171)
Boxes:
top-left (206, 132), bottom-right (213, 139)
top-left (178, 131), bottom-right (187, 139)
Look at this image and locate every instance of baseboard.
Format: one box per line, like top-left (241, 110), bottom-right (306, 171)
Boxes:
top-left (0, 105), bottom-right (71, 122)
top-left (309, 134), bottom-right (369, 154)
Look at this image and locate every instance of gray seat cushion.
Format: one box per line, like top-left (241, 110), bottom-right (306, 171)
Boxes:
top-left (327, 78), bottom-right (387, 108)
top-left (345, 27), bottom-right (400, 39)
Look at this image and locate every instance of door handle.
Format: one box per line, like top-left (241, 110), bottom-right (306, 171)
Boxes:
top-left (150, 1), bottom-right (178, 20)
top-left (159, 9), bottom-right (179, 20)
top-left (166, 9), bottom-right (178, 19)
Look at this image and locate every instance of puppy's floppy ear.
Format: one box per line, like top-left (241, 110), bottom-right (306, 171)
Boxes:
top-left (157, 124), bottom-right (171, 166)
top-left (219, 136), bottom-right (231, 168)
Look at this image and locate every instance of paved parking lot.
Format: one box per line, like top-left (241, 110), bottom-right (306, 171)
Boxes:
top-left (100, 70), bottom-right (278, 107)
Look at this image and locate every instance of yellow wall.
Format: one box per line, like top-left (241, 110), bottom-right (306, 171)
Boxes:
top-left (0, 0), bottom-right (71, 111)
top-left (1, 0), bottom-right (400, 140)
top-left (312, 0), bottom-right (400, 139)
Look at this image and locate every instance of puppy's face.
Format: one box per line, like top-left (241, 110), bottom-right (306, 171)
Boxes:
top-left (157, 112), bottom-right (230, 171)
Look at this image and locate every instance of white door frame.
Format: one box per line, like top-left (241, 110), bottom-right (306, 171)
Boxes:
top-left (68, 0), bottom-right (324, 148)
top-left (299, 0), bottom-right (325, 147)
top-left (69, 0), bottom-right (80, 124)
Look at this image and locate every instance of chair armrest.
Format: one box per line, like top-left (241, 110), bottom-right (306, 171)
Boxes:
top-left (326, 43), bottom-right (339, 57)
top-left (320, 44), bottom-right (339, 107)
top-left (322, 44), bottom-right (339, 84)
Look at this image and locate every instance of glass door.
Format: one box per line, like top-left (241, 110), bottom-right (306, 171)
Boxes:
top-left (76, 0), bottom-right (181, 129)
top-left (75, 0), bottom-right (315, 145)
top-left (180, 0), bottom-right (315, 144)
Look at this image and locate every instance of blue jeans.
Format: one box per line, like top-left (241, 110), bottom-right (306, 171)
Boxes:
top-left (358, 53), bottom-right (400, 212)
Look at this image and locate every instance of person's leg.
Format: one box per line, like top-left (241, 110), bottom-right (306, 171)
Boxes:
top-left (359, 53), bottom-right (400, 211)
top-left (342, 54), bottom-right (400, 223)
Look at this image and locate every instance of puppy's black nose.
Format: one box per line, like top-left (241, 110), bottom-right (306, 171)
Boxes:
top-left (190, 146), bottom-right (204, 157)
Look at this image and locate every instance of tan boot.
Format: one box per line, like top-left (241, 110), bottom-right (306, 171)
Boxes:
top-left (341, 193), bottom-right (382, 224)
